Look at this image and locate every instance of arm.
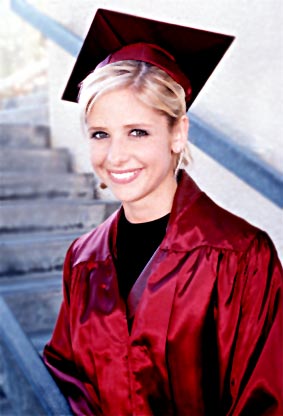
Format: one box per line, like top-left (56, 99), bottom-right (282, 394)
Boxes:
top-left (43, 243), bottom-right (102, 416)
top-left (225, 233), bottom-right (283, 415)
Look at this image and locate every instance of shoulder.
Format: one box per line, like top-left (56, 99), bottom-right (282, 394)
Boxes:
top-left (67, 209), bottom-right (120, 266)
top-left (197, 192), bottom-right (260, 251)
top-left (170, 175), bottom-right (267, 253)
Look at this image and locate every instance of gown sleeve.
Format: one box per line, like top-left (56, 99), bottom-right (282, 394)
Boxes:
top-left (220, 231), bottom-right (283, 415)
top-left (43, 243), bottom-right (102, 416)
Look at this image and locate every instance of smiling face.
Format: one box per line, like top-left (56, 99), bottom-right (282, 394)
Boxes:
top-left (86, 87), bottom-right (188, 222)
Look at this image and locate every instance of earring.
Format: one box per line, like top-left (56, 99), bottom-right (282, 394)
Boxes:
top-left (100, 182), bottom-right (107, 189)
top-left (173, 145), bottom-right (182, 154)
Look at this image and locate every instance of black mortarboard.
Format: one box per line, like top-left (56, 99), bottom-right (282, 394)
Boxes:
top-left (62, 8), bottom-right (234, 109)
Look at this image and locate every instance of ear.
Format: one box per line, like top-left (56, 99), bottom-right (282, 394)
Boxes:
top-left (171, 115), bottom-right (189, 153)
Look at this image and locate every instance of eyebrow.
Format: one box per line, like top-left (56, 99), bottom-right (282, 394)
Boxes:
top-left (123, 123), bottom-right (153, 129)
top-left (88, 123), bottom-right (154, 132)
top-left (87, 126), bottom-right (106, 132)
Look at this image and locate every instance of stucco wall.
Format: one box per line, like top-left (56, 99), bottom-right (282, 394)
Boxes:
top-left (47, 0), bottom-right (282, 170)
top-left (45, 0), bottom-right (283, 255)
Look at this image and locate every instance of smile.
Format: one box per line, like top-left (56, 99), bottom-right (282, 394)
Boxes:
top-left (108, 169), bottom-right (142, 184)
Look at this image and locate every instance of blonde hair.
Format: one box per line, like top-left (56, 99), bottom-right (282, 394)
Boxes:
top-left (79, 60), bottom-right (191, 168)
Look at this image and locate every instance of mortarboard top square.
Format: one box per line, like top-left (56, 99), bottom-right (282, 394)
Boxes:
top-left (62, 8), bottom-right (235, 109)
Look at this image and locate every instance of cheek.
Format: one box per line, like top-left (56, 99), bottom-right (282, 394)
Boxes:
top-left (148, 134), bottom-right (171, 154)
top-left (156, 141), bottom-right (175, 163)
top-left (89, 144), bottom-right (105, 169)
top-left (89, 147), bottom-right (97, 168)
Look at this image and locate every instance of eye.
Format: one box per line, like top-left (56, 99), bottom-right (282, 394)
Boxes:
top-left (90, 131), bottom-right (109, 140)
top-left (130, 129), bottom-right (149, 137)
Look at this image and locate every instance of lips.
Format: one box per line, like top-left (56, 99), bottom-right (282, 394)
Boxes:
top-left (108, 169), bottom-right (142, 184)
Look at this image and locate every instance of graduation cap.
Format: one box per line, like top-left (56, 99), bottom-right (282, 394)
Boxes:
top-left (62, 8), bottom-right (235, 109)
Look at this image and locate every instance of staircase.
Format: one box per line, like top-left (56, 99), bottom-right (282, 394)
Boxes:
top-left (0, 94), bottom-right (119, 349)
top-left (0, 93), bottom-right (119, 414)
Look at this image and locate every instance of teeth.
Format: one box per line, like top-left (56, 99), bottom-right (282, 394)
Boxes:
top-left (110, 171), bottom-right (137, 180)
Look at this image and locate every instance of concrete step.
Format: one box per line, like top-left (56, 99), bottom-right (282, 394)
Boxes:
top-left (0, 172), bottom-right (96, 200)
top-left (0, 105), bottom-right (49, 126)
top-left (0, 272), bottom-right (62, 344)
top-left (0, 124), bottom-right (50, 148)
top-left (0, 231), bottom-right (80, 276)
top-left (0, 148), bottom-right (71, 173)
top-left (1, 91), bottom-right (48, 110)
top-left (0, 199), bottom-right (118, 232)
top-left (0, 197), bottom-right (119, 276)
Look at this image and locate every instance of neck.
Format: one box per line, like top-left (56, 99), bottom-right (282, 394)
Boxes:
top-left (123, 179), bottom-right (177, 223)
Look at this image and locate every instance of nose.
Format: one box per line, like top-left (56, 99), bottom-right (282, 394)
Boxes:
top-left (106, 136), bottom-right (129, 165)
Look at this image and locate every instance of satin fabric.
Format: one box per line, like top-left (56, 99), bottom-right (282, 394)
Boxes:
top-left (43, 171), bottom-right (283, 415)
top-left (97, 43), bottom-right (192, 103)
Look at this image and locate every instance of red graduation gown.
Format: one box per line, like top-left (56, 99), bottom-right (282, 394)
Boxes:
top-left (43, 172), bottom-right (283, 415)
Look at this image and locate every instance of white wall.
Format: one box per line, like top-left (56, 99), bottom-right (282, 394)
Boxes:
top-left (47, 0), bottom-right (283, 171)
top-left (45, 0), bottom-right (283, 256)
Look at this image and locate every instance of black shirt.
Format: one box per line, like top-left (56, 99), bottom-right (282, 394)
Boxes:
top-left (116, 210), bottom-right (170, 300)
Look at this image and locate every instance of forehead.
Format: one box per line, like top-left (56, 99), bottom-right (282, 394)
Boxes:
top-left (87, 86), bottom-right (168, 125)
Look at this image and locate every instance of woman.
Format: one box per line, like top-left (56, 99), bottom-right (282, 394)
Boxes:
top-left (43, 9), bottom-right (283, 416)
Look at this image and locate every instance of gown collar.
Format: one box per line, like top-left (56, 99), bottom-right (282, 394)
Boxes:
top-left (73, 169), bottom-right (257, 266)
top-left (72, 171), bottom-right (203, 265)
